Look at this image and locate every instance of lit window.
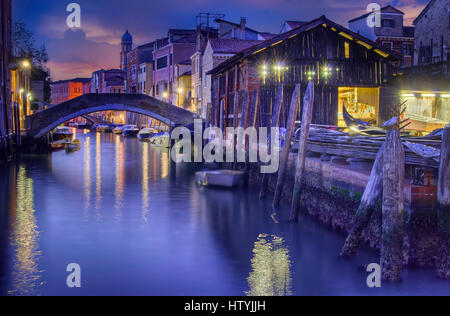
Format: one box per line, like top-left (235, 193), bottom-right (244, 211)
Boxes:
top-left (345, 42), bottom-right (350, 59)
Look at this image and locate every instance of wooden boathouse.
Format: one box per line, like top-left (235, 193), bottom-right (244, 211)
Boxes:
top-left (208, 15), bottom-right (401, 129)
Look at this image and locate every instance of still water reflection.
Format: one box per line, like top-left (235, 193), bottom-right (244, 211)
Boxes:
top-left (0, 132), bottom-right (449, 296)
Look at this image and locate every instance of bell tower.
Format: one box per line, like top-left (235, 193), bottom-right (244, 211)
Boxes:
top-left (120, 30), bottom-right (133, 71)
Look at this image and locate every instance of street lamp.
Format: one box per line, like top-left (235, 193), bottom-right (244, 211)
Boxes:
top-left (21, 60), bottom-right (31, 69)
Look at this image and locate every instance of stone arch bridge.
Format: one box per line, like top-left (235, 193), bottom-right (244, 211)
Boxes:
top-left (25, 93), bottom-right (196, 139)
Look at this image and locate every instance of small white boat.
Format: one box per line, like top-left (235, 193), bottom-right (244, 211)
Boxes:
top-left (138, 128), bottom-right (158, 140)
top-left (150, 132), bottom-right (170, 147)
top-left (195, 170), bottom-right (245, 188)
top-left (112, 126), bottom-right (124, 134)
top-left (122, 125), bottom-right (140, 137)
top-left (96, 124), bottom-right (111, 133)
top-left (54, 126), bottom-right (73, 140)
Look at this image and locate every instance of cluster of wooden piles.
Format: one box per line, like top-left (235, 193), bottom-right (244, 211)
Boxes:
top-left (305, 128), bottom-right (442, 168)
top-left (253, 81), bottom-right (449, 282)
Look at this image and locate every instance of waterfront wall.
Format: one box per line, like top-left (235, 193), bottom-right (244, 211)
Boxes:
top-left (249, 154), bottom-right (439, 268)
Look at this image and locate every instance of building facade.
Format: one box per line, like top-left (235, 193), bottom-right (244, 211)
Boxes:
top-left (200, 38), bottom-right (260, 118)
top-left (0, 0), bottom-right (13, 152)
top-left (138, 62), bottom-right (153, 94)
top-left (50, 78), bottom-right (90, 105)
top-left (349, 6), bottom-right (414, 67)
top-left (153, 29), bottom-right (197, 105)
top-left (174, 61), bottom-right (192, 110)
top-left (393, 0), bottom-right (450, 132)
top-left (125, 42), bottom-right (155, 94)
top-left (414, 0), bottom-right (450, 65)
top-left (191, 17), bottom-right (270, 118)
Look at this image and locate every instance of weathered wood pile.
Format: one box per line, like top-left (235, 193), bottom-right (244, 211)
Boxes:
top-left (304, 127), bottom-right (442, 168)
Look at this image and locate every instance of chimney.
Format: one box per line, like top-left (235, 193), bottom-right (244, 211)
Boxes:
top-left (240, 17), bottom-right (247, 29)
top-left (240, 17), bottom-right (247, 40)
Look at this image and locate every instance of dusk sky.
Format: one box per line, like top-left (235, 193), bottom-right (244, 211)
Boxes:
top-left (14, 0), bottom-right (428, 81)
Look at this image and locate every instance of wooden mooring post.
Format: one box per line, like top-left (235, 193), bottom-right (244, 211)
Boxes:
top-left (234, 91), bottom-right (249, 170)
top-left (289, 81), bottom-right (314, 222)
top-left (340, 142), bottom-right (385, 257)
top-left (272, 84), bottom-right (300, 209)
top-left (437, 124), bottom-right (450, 279)
top-left (259, 84), bottom-right (283, 200)
top-left (381, 125), bottom-right (405, 281)
top-left (245, 89), bottom-right (260, 176)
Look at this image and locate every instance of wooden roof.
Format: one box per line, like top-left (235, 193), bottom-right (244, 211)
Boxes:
top-left (208, 16), bottom-right (401, 76)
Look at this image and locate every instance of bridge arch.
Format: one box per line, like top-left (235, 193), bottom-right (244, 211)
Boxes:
top-left (25, 93), bottom-right (196, 139)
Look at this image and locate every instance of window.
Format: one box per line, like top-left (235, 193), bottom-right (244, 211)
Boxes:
top-left (157, 56), bottom-right (168, 70)
top-left (382, 42), bottom-right (393, 50)
top-left (381, 19), bottom-right (395, 28)
top-left (344, 42), bottom-right (350, 59)
top-left (402, 43), bottom-right (413, 57)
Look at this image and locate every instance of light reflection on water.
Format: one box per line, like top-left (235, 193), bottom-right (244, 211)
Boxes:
top-left (114, 135), bottom-right (124, 218)
top-left (95, 132), bottom-right (102, 214)
top-left (8, 167), bottom-right (43, 296)
top-left (0, 132), bottom-right (449, 296)
top-left (142, 141), bottom-right (149, 224)
top-left (84, 136), bottom-right (91, 211)
top-left (247, 234), bottom-right (292, 296)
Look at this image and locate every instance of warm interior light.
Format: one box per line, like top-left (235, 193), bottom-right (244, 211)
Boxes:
top-left (440, 94), bottom-right (450, 98)
top-left (401, 93), bottom-right (415, 98)
top-left (421, 93), bottom-right (436, 97)
top-left (22, 60), bottom-right (31, 68)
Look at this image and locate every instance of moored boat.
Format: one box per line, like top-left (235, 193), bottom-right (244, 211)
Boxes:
top-left (53, 126), bottom-right (74, 141)
top-left (65, 139), bottom-right (81, 153)
top-left (50, 139), bottom-right (69, 150)
top-left (112, 126), bottom-right (124, 134)
top-left (122, 125), bottom-right (140, 137)
top-left (137, 128), bottom-right (158, 140)
top-left (96, 124), bottom-right (112, 133)
top-left (195, 170), bottom-right (245, 188)
top-left (149, 132), bottom-right (170, 147)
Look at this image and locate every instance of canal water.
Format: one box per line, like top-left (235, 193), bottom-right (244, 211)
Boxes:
top-left (0, 131), bottom-right (448, 296)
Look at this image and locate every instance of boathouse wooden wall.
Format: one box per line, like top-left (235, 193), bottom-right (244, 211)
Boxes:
top-left (210, 24), bottom-right (398, 128)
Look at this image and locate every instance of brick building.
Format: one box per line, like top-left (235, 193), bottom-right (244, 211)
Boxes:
top-left (50, 78), bottom-right (90, 105)
top-left (414, 0), bottom-right (450, 65)
top-left (349, 6), bottom-right (414, 67)
top-left (126, 42), bottom-right (155, 93)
